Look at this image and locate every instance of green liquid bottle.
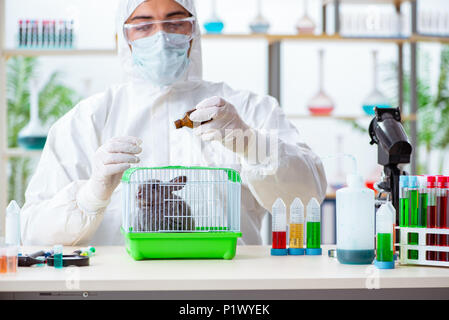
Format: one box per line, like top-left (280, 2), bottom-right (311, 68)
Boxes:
top-left (399, 176), bottom-right (409, 227)
top-left (306, 222), bottom-right (321, 248)
top-left (306, 198), bottom-right (322, 255)
top-left (377, 233), bottom-right (393, 262)
top-left (375, 202), bottom-right (395, 268)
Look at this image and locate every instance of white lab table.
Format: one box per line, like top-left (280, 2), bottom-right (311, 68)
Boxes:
top-left (1, 245), bottom-right (449, 299)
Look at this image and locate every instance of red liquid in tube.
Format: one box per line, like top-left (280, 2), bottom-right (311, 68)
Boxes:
top-left (272, 231), bottom-right (287, 249)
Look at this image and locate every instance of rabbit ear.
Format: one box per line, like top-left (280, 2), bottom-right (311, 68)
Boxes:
top-left (166, 176), bottom-right (188, 192)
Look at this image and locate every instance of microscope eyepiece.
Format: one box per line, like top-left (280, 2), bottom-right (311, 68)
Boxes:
top-left (369, 107), bottom-right (412, 166)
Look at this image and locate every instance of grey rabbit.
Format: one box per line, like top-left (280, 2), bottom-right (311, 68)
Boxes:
top-left (134, 176), bottom-right (195, 232)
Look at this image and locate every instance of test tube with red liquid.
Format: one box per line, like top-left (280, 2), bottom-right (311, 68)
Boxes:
top-left (436, 176), bottom-right (448, 262)
top-left (446, 176), bottom-right (449, 262)
top-left (271, 198), bottom-right (288, 256)
top-left (427, 176), bottom-right (437, 261)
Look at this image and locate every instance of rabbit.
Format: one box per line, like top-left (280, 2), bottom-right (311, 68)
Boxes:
top-left (134, 176), bottom-right (195, 232)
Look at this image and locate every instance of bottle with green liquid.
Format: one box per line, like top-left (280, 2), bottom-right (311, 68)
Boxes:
top-left (306, 198), bottom-right (322, 255)
top-left (399, 176), bottom-right (409, 227)
top-left (374, 201), bottom-right (395, 269)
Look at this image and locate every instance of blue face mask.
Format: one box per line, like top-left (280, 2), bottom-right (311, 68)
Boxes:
top-left (131, 32), bottom-right (191, 86)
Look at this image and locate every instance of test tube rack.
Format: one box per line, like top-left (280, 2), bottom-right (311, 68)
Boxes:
top-left (398, 227), bottom-right (449, 267)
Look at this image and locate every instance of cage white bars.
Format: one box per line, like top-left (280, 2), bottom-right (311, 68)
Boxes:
top-left (122, 167), bottom-right (241, 233)
top-left (398, 227), bottom-right (449, 267)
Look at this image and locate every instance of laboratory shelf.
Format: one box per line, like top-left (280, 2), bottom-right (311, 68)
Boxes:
top-left (411, 34), bottom-right (449, 44)
top-left (2, 48), bottom-right (117, 59)
top-left (203, 33), bottom-right (409, 44)
top-left (203, 33), bottom-right (449, 44)
top-left (286, 113), bottom-right (416, 121)
top-left (3, 148), bottom-right (42, 159)
top-left (323, 0), bottom-right (413, 5)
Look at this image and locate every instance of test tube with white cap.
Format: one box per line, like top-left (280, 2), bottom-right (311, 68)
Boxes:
top-left (288, 198), bottom-right (305, 255)
top-left (271, 198), bottom-right (288, 256)
top-left (374, 201), bottom-right (395, 269)
top-left (306, 198), bottom-right (322, 255)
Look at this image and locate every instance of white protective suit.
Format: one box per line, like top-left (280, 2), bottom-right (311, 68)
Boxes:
top-left (20, 0), bottom-right (327, 246)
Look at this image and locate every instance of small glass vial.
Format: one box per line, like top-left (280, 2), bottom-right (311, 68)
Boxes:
top-left (374, 202), bottom-right (395, 269)
top-left (53, 245), bottom-right (63, 269)
top-left (174, 109), bottom-right (213, 129)
top-left (0, 245), bottom-right (7, 274)
top-left (306, 198), bottom-right (322, 255)
top-left (271, 198), bottom-right (288, 256)
top-left (6, 246), bottom-right (18, 273)
top-left (288, 198), bottom-right (305, 255)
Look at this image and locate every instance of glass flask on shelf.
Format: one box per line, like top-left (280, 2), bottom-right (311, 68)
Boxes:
top-left (307, 49), bottom-right (334, 116)
top-left (296, 0), bottom-right (316, 34)
top-left (18, 79), bottom-right (48, 150)
top-left (362, 50), bottom-right (392, 116)
top-left (203, 0), bottom-right (224, 34)
top-left (249, 0), bottom-right (270, 34)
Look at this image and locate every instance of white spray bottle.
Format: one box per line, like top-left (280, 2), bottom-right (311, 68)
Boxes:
top-left (336, 174), bottom-right (375, 265)
top-left (5, 200), bottom-right (21, 246)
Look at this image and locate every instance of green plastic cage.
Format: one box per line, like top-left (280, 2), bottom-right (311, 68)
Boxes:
top-left (121, 166), bottom-right (242, 260)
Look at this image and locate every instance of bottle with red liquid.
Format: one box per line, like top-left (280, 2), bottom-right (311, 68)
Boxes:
top-left (426, 176), bottom-right (437, 261)
top-left (436, 176), bottom-right (448, 262)
top-left (271, 198), bottom-right (288, 256)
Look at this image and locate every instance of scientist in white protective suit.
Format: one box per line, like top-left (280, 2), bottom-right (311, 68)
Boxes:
top-left (20, 0), bottom-right (327, 246)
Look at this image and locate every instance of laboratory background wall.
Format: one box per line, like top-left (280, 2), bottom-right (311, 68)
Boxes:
top-left (3, 0), bottom-right (449, 244)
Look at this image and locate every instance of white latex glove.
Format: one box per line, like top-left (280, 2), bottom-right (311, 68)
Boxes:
top-left (77, 136), bottom-right (142, 212)
top-left (190, 96), bottom-right (255, 157)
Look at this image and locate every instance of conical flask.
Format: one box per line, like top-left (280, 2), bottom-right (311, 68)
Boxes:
top-left (296, 0), bottom-right (316, 34)
top-left (18, 79), bottom-right (48, 150)
top-left (307, 49), bottom-right (335, 115)
top-left (249, 0), bottom-right (270, 34)
top-left (203, 0), bottom-right (224, 34)
top-left (362, 50), bottom-right (392, 116)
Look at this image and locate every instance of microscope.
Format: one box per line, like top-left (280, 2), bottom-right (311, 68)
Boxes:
top-left (368, 107), bottom-right (413, 224)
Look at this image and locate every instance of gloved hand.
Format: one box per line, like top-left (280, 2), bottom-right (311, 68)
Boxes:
top-left (190, 96), bottom-right (255, 157)
top-left (77, 136), bottom-right (142, 212)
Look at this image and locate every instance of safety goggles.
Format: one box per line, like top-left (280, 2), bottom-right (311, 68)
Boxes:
top-left (124, 17), bottom-right (196, 44)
